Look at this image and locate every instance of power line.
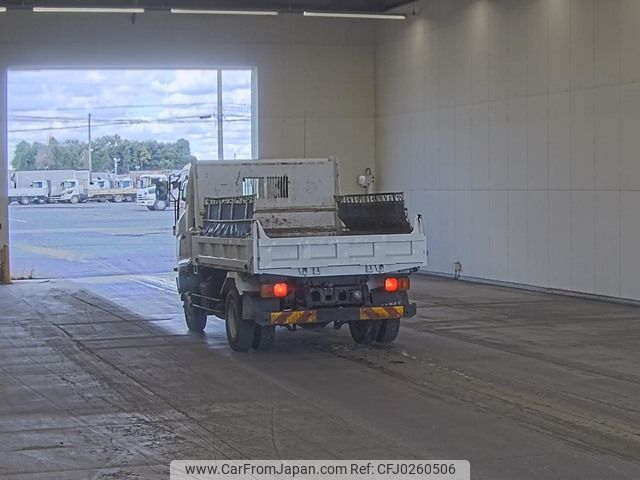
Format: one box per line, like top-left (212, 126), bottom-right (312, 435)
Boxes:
top-left (9, 101), bottom-right (217, 112)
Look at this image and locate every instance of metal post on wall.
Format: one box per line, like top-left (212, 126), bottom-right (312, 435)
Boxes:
top-left (1, 245), bottom-right (9, 284)
top-left (0, 67), bottom-right (9, 283)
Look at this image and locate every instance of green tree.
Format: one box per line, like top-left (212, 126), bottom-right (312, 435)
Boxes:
top-left (11, 141), bottom-right (38, 170)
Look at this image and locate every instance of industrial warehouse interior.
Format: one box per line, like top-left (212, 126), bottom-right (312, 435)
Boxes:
top-left (1, 1), bottom-right (639, 479)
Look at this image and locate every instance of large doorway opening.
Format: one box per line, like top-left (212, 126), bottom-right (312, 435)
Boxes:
top-left (7, 68), bottom-right (255, 279)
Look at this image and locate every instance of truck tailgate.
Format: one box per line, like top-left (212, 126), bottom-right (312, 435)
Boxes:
top-left (256, 217), bottom-right (426, 277)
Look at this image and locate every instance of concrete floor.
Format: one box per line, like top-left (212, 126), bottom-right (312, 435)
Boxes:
top-left (1, 274), bottom-right (639, 479)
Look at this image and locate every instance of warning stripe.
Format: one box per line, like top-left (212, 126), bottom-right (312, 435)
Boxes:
top-left (270, 310), bottom-right (317, 325)
top-left (359, 306), bottom-right (404, 320)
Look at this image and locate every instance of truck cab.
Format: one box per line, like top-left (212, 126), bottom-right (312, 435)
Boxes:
top-left (49, 179), bottom-right (86, 204)
top-left (137, 174), bottom-right (170, 211)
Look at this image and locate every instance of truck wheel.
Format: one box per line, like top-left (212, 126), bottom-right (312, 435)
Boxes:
top-left (377, 319), bottom-right (400, 344)
top-left (113, 194), bottom-right (123, 203)
top-left (146, 205), bottom-right (156, 211)
top-left (19, 196), bottom-right (30, 205)
top-left (225, 289), bottom-right (253, 352)
top-left (349, 320), bottom-right (380, 344)
top-left (70, 195), bottom-right (79, 204)
top-left (253, 325), bottom-right (276, 351)
top-left (36, 198), bottom-right (46, 204)
top-left (184, 295), bottom-right (207, 332)
top-left (154, 199), bottom-right (168, 211)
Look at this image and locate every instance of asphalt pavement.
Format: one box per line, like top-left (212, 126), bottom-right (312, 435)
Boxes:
top-left (9, 202), bottom-right (175, 279)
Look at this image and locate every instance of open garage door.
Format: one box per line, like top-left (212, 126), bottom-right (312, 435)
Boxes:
top-left (6, 68), bottom-right (254, 280)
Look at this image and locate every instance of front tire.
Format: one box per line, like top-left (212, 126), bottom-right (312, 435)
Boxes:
top-left (225, 289), bottom-right (254, 352)
top-left (184, 295), bottom-right (207, 332)
top-left (19, 196), bottom-right (30, 205)
top-left (349, 320), bottom-right (380, 344)
top-left (154, 199), bottom-right (168, 211)
top-left (146, 205), bottom-right (156, 211)
top-left (113, 194), bottom-right (123, 203)
top-left (70, 195), bottom-right (79, 204)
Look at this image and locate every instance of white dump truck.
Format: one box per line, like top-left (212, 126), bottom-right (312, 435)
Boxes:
top-left (174, 158), bottom-right (427, 351)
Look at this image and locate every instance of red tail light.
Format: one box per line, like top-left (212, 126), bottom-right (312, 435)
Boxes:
top-left (261, 282), bottom-right (290, 298)
top-left (384, 277), bottom-right (410, 292)
top-left (385, 277), bottom-right (399, 292)
top-left (273, 282), bottom-right (289, 298)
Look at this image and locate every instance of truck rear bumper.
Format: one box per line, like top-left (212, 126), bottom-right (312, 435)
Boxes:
top-left (253, 303), bottom-right (417, 326)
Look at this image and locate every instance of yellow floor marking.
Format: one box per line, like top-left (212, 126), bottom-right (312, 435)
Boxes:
top-left (18, 244), bottom-right (87, 262)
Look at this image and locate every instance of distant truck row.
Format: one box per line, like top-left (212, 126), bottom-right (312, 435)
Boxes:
top-left (7, 169), bottom-right (176, 210)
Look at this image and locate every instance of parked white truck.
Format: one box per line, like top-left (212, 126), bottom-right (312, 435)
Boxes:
top-left (137, 174), bottom-right (171, 210)
top-left (49, 174), bottom-right (137, 204)
top-left (174, 158), bottom-right (427, 351)
top-left (8, 180), bottom-right (54, 205)
top-left (87, 177), bottom-right (137, 203)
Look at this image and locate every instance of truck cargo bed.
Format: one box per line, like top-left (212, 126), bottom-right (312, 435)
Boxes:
top-left (193, 215), bottom-right (426, 277)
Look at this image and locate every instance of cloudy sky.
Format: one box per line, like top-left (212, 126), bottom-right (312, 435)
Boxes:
top-left (7, 68), bottom-right (253, 164)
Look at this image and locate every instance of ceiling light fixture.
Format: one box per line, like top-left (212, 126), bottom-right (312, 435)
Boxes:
top-left (33, 7), bottom-right (145, 13)
top-left (303, 11), bottom-right (405, 20)
top-left (0, 7), bottom-right (6, 12)
top-left (171, 8), bottom-right (278, 16)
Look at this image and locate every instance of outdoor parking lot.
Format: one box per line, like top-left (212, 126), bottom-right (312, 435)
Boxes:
top-left (9, 202), bottom-right (174, 279)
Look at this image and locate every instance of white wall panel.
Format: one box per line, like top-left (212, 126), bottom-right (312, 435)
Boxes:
top-left (376, 0), bottom-right (640, 300)
top-left (594, 0), bottom-right (620, 87)
top-left (570, 191), bottom-right (596, 294)
top-left (570, 89), bottom-right (596, 190)
top-left (620, 0), bottom-right (640, 84)
top-left (527, 191), bottom-right (549, 287)
top-left (508, 190), bottom-right (529, 284)
top-left (548, 92), bottom-right (572, 190)
top-left (548, 191), bottom-right (572, 291)
top-left (594, 86), bottom-right (620, 189)
top-left (570, 0), bottom-right (595, 91)
top-left (489, 190), bottom-right (510, 282)
top-left (471, 103), bottom-right (490, 190)
top-left (527, 95), bottom-right (549, 190)
top-left (527, 0), bottom-right (549, 97)
top-left (620, 192), bottom-right (640, 299)
top-left (548, 0), bottom-right (572, 93)
top-left (595, 191), bottom-right (621, 297)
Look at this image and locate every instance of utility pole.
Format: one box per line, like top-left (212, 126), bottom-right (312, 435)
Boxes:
top-left (113, 157), bottom-right (119, 176)
top-left (217, 69), bottom-right (223, 160)
top-left (87, 113), bottom-right (92, 175)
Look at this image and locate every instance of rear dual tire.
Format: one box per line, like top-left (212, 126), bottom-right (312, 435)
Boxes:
top-left (349, 318), bottom-right (400, 345)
